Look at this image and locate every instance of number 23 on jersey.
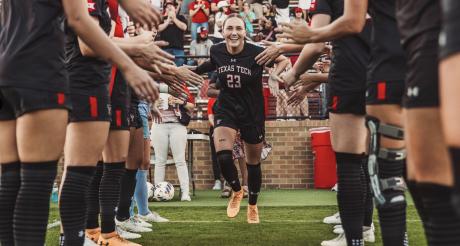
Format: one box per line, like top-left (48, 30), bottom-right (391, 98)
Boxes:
top-left (227, 74), bottom-right (241, 88)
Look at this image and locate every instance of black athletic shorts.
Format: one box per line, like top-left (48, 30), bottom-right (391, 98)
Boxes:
top-left (109, 67), bottom-right (130, 130)
top-left (366, 80), bottom-right (404, 106)
top-left (69, 86), bottom-right (111, 122)
top-left (402, 38), bottom-right (439, 108)
top-left (328, 90), bottom-right (366, 115)
top-left (128, 101), bottom-right (142, 129)
top-left (0, 87), bottom-right (71, 120)
top-left (214, 113), bottom-right (265, 145)
top-left (440, 0), bottom-right (460, 59)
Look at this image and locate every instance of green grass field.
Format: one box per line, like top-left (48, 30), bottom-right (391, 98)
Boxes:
top-left (46, 190), bottom-right (426, 246)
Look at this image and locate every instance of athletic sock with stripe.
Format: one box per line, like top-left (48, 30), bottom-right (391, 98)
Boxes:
top-left (0, 162), bottom-right (21, 246)
top-left (100, 162), bottom-right (125, 233)
top-left (14, 161), bottom-right (57, 245)
top-left (60, 166), bottom-right (96, 246)
top-left (86, 161), bottom-right (103, 229)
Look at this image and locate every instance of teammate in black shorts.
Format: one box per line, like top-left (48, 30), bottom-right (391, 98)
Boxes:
top-left (278, 1), bottom-right (409, 245)
top-left (440, 0), bottom-right (460, 218)
top-left (261, 1), bottom-right (374, 244)
top-left (0, 0), bottom-right (159, 245)
top-left (196, 14), bottom-right (290, 223)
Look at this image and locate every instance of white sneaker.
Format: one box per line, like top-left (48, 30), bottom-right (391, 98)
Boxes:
top-left (138, 211), bottom-right (169, 223)
top-left (261, 142), bottom-right (273, 161)
top-left (133, 215), bottom-right (153, 228)
top-left (212, 180), bottom-right (222, 190)
top-left (321, 233), bottom-right (347, 246)
top-left (363, 224), bottom-right (375, 243)
top-left (323, 212), bottom-right (341, 224)
top-left (181, 193), bottom-right (192, 201)
top-left (332, 224), bottom-right (375, 243)
top-left (116, 226), bottom-right (141, 240)
top-left (115, 218), bottom-right (152, 233)
top-left (83, 237), bottom-right (98, 246)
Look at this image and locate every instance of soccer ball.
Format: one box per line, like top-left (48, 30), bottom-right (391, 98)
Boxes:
top-left (152, 181), bottom-right (175, 201)
top-left (147, 182), bottom-right (154, 200)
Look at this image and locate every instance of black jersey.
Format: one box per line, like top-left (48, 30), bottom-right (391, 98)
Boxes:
top-left (0, 0), bottom-right (68, 93)
top-left (396, 0), bottom-right (441, 51)
top-left (205, 42), bottom-right (269, 126)
top-left (368, 0), bottom-right (406, 83)
top-left (310, 0), bottom-right (370, 94)
top-left (65, 0), bottom-right (112, 94)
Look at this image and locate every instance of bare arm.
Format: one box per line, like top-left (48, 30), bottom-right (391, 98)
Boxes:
top-left (173, 16), bottom-right (187, 31)
top-left (207, 83), bottom-right (220, 97)
top-left (158, 18), bottom-right (171, 32)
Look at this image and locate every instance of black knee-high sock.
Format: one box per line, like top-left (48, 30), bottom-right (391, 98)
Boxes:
top-left (216, 150), bottom-right (241, 192)
top-left (376, 158), bottom-right (407, 246)
top-left (116, 169), bottom-right (137, 222)
top-left (449, 147), bottom-right (460, 216)
top-left (86, 161), bottom-right (103, 229)
top-left (60, 166), bottom-right (96, 246)
top-left (100, 162), bottom-right (125, 234)
top-left (361, 156), bottom-right (373, 227)
top-left (14, 161), bottom-right (57, 245)
top-left (0, 162), bottom-right (20, 246)
top-left (406, 180), bottom-right (427, 230)
top-left (247, 163), bottom-right (261, 205)
top-left (336, 152), bottom-right (365, 246)
top-left (418, 183), bottom-right (460, 246)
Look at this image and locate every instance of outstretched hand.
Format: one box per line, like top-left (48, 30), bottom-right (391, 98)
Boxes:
top-left (118, 0), bottom-right (162, 30)
top-left (276, 22), bottom-right (315, 44)
top-left (255, 40), bottom-right (282, 66)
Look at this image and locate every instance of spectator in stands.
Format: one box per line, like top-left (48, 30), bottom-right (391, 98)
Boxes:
top-left (158, 2), bottom-right (188, 66)
top-left (291, 7), bottom-right (307, 25)
top-left (259, 3), bottom-right (277, 26)
top-left (189, 0), bottom-right (210, 40)
top-left (211, 0), bottom-right (238, 14)
top-left (248, 0), bottom-right (264, 20)
top-left (189, 26), bottom-right (214, 66)
top-left (152, 84), bottom-right (195, 201)
top-left (254, 16), bottom-right (276, 42)
top-left (239, 2), bottom-right (256, 36)
top-left (213, 0), bottom-right (230, 39)
top-left (271, 0), bottom-right (290, 24)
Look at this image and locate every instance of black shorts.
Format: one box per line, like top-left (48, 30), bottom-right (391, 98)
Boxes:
top-left (366, 80), bottom-right (404, 106)
top-left (128, 102), bottom-right (142, 129)
top-left (328, 90), bottom-right (366, 115)
top-left (440, 0), bottom-right (460, 59)
top-left (0, 87), bottom-right (71, 120)
top-left (402, 37), bottom-right (440, 108)
top-left (69, 86), bottom-right (111, 122)
top-left (109, 67), bottom-right (130, 130)
top-left (214, 113), bottom-right (265, 145)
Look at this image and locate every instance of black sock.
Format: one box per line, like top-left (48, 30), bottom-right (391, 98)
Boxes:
top-left (99, 162), bottom-right (125, 234)
top-left (0, 162), bottom-right (20, 246)
top-left (216, 150), bottom-right (241, 192)
top-left (418, 183), bottom-right (460, 246)
top-left (361, 156), bottom-right (373, 227)
top-left (86, 161), bottom-right (103, 229)
top-left (376, 158), bottom-right (407, 246)
top-left (247, 163), bottom-right (262, 205)
top-left (406, 180), bottom-right (428, 230)
top-left (335, 152), bottom-right (364, 246)
top-left (116, 169), bottom-right (137, 222)
top-left (59, 166), bottom-right (96, 246)
top-left (14, 161), bottom-right (57, 245)
top-left (449, 147), bottom-right (460, 216)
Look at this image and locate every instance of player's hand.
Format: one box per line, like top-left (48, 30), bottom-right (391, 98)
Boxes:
top-left (118, 0), bottom-right (162, 30)
top-left (126, 22), bottom-right (136, 37)
top-left (175, 65), bottom-right (204, 87)
top-left (268, 74), bottom-right (283, 96)
top-left (255, 40), bottom-right (282, 66)
top-left (151, 106), bottom-right (163, 124)
top-left (287, 85), bottom-right (309, 106)
top-left (280, 69), bottom-right (297, 88)
top-left (295, 72), bottom-right (319, 87)
top-left (276, 22), bottom-right (315, 44)
top-left (135, 41), bottom-right (175, 73)
top-left (123, 65), bottom-right (159, 103)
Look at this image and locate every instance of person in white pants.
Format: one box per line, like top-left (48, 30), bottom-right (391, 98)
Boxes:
top-left (151, 87), bottom-right (195, 201)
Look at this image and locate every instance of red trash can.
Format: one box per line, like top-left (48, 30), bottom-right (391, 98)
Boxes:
top-left (309, 127), bottom-right (337, 189)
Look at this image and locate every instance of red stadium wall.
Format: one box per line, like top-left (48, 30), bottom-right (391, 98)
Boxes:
top-left (161, 120), bottom-right (329, 189)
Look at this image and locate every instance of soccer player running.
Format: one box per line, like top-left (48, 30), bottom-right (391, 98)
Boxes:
top-left (196, 14), bottom-right (290, 223)
top-left (258, 0), bottom-right (374, 245)
top-left (0, 0), bottom-right (159, 245)
top-left (278, 1), bottom-right (410, 245)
